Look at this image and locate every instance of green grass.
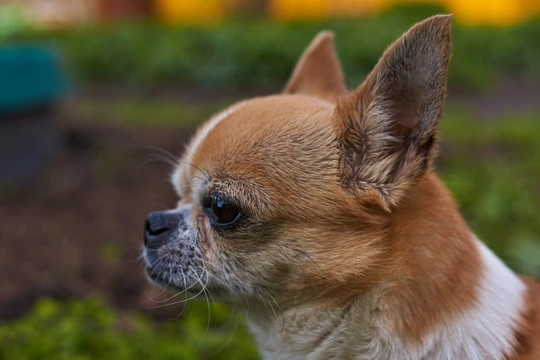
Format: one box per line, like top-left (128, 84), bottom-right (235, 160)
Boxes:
top-left (439, 110), bottom-right (540, 274)
top-left (0, 298), bottom-right (258, 360)
top-left (78, 97), bottom-right (234, 129)
top-left (5, 4), bottom-right (540, 91)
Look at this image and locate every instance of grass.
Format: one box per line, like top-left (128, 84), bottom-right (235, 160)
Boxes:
top-left (77, 97), bottom-right (233, 129)
top-left (5, 4), bottom-right (540, 91)
top-left (439, 111), bottom-right (540, 273)
top-left (0, 298), bottom-right (258, 360)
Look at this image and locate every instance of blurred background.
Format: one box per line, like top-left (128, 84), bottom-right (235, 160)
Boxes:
top-left (0, 0), bottom-right (539, 358)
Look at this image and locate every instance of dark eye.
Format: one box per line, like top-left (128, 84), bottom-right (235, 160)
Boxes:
top-left (207, 196), bottom-right (242, 226)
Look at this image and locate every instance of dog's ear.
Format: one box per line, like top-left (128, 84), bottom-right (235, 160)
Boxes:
top-left (335, 15), bottom-right (452, 210)
top-left (284, 31), bottom-right (348, 103)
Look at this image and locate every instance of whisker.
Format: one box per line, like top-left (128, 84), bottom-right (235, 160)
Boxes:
top-left (202, 312), bottom-right (240, 360)
top-left (284, 245), bottom-right (323, 272)
top-left (146, 269), bottom-right (208, 309)
top-left (138, 154), bottom-right (178, 168)
top-left (130, 144), bottom-right (178, 162)
top-left (200, 259), bottom-right (251, 317)
top-left (196, 269), bottom-right (212, 349)
top-left (177, 160), bottom-right (210, 178)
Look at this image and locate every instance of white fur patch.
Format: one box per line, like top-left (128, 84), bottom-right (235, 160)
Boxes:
top-left (170, 165), bottom-right (183, 198)
top-left (170, 102), bottom-right (245, 196)
top-left (249, 237), bottom-right (526, 360)
top-left (472, 240), bottom-right (526, 354)
top-left (416, 238), bottom-right (526, 360)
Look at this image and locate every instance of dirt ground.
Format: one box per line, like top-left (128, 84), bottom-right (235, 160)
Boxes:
top-left (1, 81), bottom-right (539, 322)
top-left (0, 116), bottom-right (193, 321)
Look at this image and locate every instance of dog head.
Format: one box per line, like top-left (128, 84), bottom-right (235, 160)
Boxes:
top-left (143, 15), bottom-right (452, 309)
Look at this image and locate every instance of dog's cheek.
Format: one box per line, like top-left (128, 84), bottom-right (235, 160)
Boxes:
top-left (193, 217), bottom-right (238, 287)
top-left (196, 221), bottom-right (297, 297)
top-left (237, 246), bottom-right (295, 294)
top-left (195, 217), bottom-right (211, 259)
top-left (193, 213), bottom-right (219, 267)
top-left (200, 234), bottom-right (266, 295)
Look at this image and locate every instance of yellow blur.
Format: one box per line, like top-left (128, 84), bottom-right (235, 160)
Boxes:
top-left (155, 0), bottom-right (226, 26)
top-left (155, 0), bottom-right (540, 26)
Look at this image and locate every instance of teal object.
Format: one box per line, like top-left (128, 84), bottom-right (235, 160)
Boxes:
top-left (0, 46), bottom-right (69, 114)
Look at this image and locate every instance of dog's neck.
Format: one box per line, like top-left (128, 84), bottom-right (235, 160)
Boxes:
top-left (247, 175), bottom-right (527, 360)
top-left (248, 240), bottom-right (525, 360)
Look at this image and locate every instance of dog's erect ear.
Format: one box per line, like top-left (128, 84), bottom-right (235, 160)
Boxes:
top-left (284, 31), bottom-right (348, 103)
top-left (335, 15), bottom-right (452, 210)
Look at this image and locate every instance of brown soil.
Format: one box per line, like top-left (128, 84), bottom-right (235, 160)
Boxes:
top-left (0, 118), bottom-right (192, 321)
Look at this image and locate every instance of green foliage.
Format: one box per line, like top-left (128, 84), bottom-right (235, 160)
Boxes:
top-left (0, 297), bottom-right (258, 360)
top-left (0, 3), bottom-right (32, 39)
top-left (5, 5), bottom-right (540, 90)
top-left (77, 97), bottom-right (231, 129)
top-left (439, 110), bottom-right (540, 274)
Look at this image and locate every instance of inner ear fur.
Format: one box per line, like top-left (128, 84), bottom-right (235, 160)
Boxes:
top-left (284, 31), bottom-right (348, 103)
top-left (335, 15), bottom-right (452, 210)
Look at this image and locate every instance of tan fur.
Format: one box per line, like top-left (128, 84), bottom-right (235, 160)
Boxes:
top-left (146, 15), bottom-right (540, 359)
top-left (335, 15), bottom-right (451, 210)
top-left (383, 172), bottom-right (481, 344)
top-left (284, 31), bottom-right (348, 103)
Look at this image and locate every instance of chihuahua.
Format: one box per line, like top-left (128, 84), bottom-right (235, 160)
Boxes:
top-left (143, 15), bottom-right (540, 359)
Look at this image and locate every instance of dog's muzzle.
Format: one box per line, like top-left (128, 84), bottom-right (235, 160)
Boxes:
top-left (144, 210), bottom-right (183, 248)
top-left (143, 207), bottom-right (205, 291)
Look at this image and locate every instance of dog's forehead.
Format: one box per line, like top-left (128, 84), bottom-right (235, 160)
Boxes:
top-left (169, 94), bottom-right (338, 203)
top-left (189, 94), bottom-right (334, 171)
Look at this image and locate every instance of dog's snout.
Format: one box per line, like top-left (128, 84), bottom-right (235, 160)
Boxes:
top-left (145, 212), bottom-right (170, 236)
top-left (144, 211), bottom-right (180, 246)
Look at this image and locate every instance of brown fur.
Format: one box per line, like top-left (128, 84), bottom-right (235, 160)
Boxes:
top-left (284, 31), bottom-right (348, 103)
top-left (383, 172), bottom-right (481, 344)
top-left (335, 16), bottom-right (451, 210)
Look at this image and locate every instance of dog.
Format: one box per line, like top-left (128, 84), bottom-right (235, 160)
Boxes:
top-left (143, 15), bottom-right (540, 359)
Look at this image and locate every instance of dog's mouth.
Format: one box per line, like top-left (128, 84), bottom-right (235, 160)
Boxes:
top-left (145, 265), bottom-right (208, 295)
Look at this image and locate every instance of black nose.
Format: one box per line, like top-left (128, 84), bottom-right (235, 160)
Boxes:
top-left (144, 211), bottom-right (180, 246)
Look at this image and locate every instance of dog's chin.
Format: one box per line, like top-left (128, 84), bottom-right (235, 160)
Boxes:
top-left (145, 267), bottom-right (203, 294)
top-left (146, 267), bottom-right (243, 302)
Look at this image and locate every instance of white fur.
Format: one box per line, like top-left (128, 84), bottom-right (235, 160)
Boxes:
top-left (248, 237), bottom-right (526, 360)
top-left (171, 102), bottom-right (245, 196)
top-left (170, 164), bottom-right (184, 198)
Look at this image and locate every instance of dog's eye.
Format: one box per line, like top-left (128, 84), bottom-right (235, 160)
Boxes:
top-left (206, 195), bottom-right (242, 227)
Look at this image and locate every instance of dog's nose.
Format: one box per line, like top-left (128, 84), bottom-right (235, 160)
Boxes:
top-left (144, 211), bottom-right (178, 246)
